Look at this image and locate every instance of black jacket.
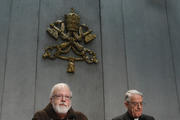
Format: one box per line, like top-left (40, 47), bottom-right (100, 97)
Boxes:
top-left (112, 112), bottom-right (155, 120)
top-left (32, 103), bottom-right (88, 120)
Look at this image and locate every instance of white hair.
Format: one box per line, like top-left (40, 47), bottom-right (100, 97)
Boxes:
top-left (49, 83), bottom-right (72, 99)
top-left (125, 89), bottom-right (143, 102)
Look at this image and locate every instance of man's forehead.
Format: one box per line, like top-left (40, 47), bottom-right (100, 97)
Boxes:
top-left (130, 94), bottom-right (143, 101)
top-left (53, 86), bottom-right (70, 94)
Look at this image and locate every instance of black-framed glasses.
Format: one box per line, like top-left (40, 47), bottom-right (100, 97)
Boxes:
top-left (128, 102), bottom-right (145, 106)
top-left (52, 94), bottom-right (72, 100)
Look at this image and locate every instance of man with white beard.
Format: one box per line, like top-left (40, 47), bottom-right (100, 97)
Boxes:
top-left (32, 83), bottom-right (88, 120)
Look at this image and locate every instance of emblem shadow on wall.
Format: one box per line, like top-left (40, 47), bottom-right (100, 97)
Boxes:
top-left (42, 8), bottom-right (98, 73)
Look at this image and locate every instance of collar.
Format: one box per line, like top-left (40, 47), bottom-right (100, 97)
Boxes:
top-left (126, 112), bottom-right (142, 120)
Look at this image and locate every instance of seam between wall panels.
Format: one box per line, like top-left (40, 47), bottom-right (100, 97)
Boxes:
top-left (98, 0), bottom-right (105, 120)
top-left (121, 0), bottom-right (129, 90)
top-left (164, 0), bottom-right (180, 111)
top-left (33, 0), bottom-right (41, 113)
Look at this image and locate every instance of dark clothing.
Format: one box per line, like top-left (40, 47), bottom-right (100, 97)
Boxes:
top-left (32, 103), bottom-right (88, 120)
top-left (112, 112), bottom-right (155, 120)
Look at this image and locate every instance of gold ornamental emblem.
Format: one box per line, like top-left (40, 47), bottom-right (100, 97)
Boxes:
top-left (43, 8), bottom-right (98, 73)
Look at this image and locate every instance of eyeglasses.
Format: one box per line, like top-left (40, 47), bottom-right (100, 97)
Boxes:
top-left (128, 102), bottom-right (144, 106)
top-left (52, 94), bottom-right (72, 100)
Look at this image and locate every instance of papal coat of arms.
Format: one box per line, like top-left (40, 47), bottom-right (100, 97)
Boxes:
top-left (43, 8), bottom-right (98, 73)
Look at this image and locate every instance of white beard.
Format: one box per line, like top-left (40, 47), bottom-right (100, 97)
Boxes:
top-left (52, 103), bottom-right (71, 114)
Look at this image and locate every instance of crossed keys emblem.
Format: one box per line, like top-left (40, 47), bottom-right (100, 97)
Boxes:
top-left (43, 8), bottom-right (98, 73)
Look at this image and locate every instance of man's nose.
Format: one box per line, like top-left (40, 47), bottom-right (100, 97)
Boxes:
top-left (137, 104), bottom-right (142, 108)
top-left (61, 96), bottom-right (66, 101)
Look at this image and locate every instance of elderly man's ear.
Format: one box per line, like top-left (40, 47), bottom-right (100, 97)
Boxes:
top-left (124, 101), bottom-right (128, 108)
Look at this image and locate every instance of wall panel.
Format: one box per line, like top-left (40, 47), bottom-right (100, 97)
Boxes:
top-left (166, 0), bottom-right (180, 110)
top-left (0, 0), bottom-right (39, 120)
top-left (101, 0), bottom-right (128, 120)
top-left (0, 0), bottom-right (11, 118)
top-left (35, 0), bottom-right (104, 120)
top-left (123, 0), bottom-right (180, 119)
